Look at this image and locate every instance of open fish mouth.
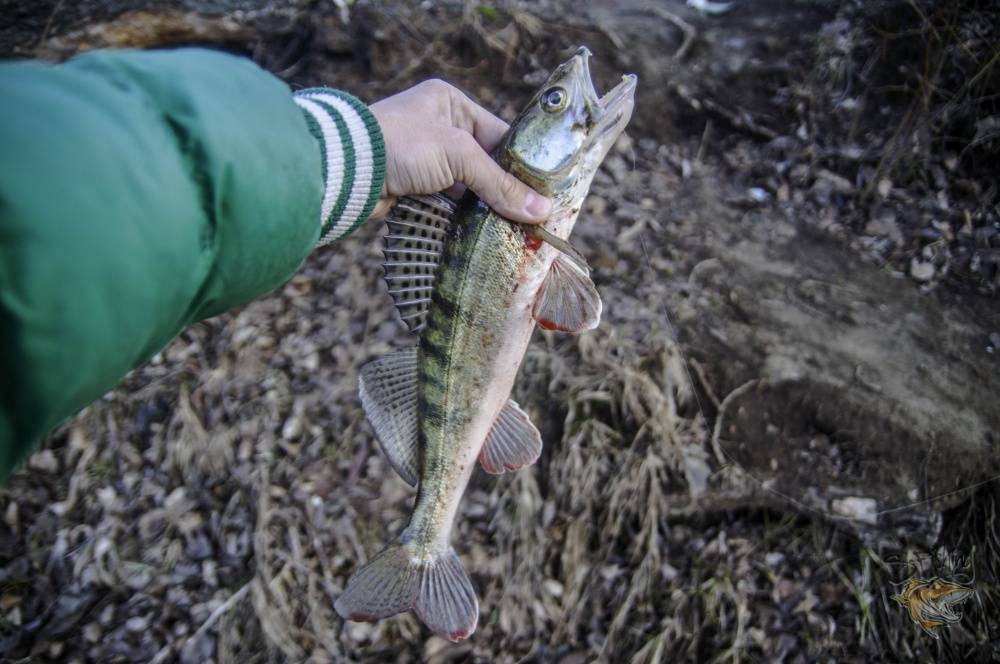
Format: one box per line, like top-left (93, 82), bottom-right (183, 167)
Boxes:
top-left (924, 596), bottom-right (967, 623)
top-left (935, 588), bottom-right (974, 614)
top-left (573, 46), bottom-right (637, 146)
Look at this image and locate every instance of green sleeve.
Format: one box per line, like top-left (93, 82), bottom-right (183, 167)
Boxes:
top-left (0, 48), bottom-right (384, 480)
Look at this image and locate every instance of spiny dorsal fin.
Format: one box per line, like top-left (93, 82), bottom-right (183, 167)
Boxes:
top-left (358, 347), bottom-right (420, 486)
top-left (532, 254), bottom-right (603, 333)
top-left (383, 194), bottom-right (456, 334)
top-left (479, 399), bottom-right (543, 475)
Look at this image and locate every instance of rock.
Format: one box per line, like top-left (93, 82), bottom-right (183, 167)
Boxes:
top-left (83, 623), bottom-right (101, 643)
top-left (125, 615), bottom-right (148, 633)
top-left (831, 497), bottom-right (878, 525)
top-left (765, 552), bottom-right (785, 567)
top-left (909, 258), bottom-right (936, 282)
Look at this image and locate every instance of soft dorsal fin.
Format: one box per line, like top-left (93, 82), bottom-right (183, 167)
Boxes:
top-left (532, 254), bottom-right (602, 333)
top-left (358, 347), bottom-right (420, 486)
top-left (383, 194), bottom-right (456, 334)
top-left (479, 399), bottom-right (543, 475)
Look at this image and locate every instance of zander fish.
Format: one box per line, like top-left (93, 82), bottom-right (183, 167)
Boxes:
top-left (892, 576), bottom-right (975, 637)
top-left (335, 47), bottom-right (636, 641)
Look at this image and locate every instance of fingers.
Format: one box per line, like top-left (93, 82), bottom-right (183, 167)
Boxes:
top-left (369, 196), bottom-right (395, 221)
top-left (445, 130), bottom-right (551, 224)
top-left (448, 87), bottom-right (510, 152)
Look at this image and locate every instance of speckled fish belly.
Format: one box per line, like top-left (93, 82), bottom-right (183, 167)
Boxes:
top-left (334, 47), bottom-right (637, 641)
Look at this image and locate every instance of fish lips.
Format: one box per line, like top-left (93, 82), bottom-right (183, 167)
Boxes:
top-left (593, 74), bottom-right (637, 143)
top-left (571, 47), bottom-right (637, 148)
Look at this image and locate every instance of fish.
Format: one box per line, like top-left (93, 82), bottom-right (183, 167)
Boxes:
top-left (334, 46), bottom-right (637, 641)
top-left (891, 576), bottom-right (975, 637)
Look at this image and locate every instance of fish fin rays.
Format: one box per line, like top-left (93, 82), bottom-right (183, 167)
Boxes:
top-left (414, 547), bottom-right (479, 642)
top-left (479, 399), bottom-right (543, 475)
top-left (358, 347), bottom-right (420, 486)
top-left (383, 194), bottom-right (456, 334)
top-left (334, 543), bottom-right (419, 622)
top-left (532, 254), bottom-right (602, 333)
top-left (336, 543), bottom-right (479, 643)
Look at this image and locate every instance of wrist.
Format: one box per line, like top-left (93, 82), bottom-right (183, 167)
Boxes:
top-left (293, 88), bottom-right (386, 245)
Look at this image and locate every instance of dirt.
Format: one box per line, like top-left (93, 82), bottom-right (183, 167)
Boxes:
top-left (0, 0), bottom-right (998, 662)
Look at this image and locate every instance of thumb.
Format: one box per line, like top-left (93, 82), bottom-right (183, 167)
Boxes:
top-left (446, 131), bottom-right (551, 224)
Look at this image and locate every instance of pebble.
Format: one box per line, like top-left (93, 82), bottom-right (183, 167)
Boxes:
top-left (831, 496), bottom-right (878, 525)
top-left (909, 258), bottom-right (936, 282)
top-left (125, 615), bottom-right (148, 633)
top-left (765, 552), bottom-right (785, 568)
top-left (83, 622), bottom-right (102, 642)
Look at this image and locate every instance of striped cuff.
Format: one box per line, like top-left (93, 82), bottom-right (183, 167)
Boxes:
top-left (293, 88), bottom-right (386, 246)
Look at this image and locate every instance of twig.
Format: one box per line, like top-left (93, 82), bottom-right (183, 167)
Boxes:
top-left (710, 379), bottom-right (759, 466)
top-left (673, 83), bottom-right (779, 140)
top-left (648, 7), bottom-right (697, 61)
top-left (150, 582), bottom-right (252, 664)
top-left (689, 358), bottom-right (721, 409)
top-left (35, 0), bottom-right (65, 51)
top-left (695, 119), bottom-right (713, 165)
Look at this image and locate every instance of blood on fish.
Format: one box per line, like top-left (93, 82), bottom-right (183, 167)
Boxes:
top-left (524, 234), bottom-right (543, 252)
top-left (537, 318), bottom-right (573, 332)
top-left (350, 612), bottom-right (378, 623)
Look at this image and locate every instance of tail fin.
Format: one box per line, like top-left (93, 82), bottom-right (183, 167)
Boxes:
top-left (334, 543), bottom-right (479, 642)
top-left (414, 548), bottom-right (479, 642)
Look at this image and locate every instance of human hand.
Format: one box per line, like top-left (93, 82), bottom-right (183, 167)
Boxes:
top-left (369, 79), bottom-right (552, 224)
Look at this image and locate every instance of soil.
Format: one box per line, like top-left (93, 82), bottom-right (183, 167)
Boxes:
top-left (0, 1), bottom-right (997, 662)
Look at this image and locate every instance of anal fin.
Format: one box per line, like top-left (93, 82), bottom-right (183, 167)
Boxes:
top-left (532, 254), bottom-right (602, 333)
top-left (479, 399), bottom-right (543, 475)
top-left (358, 347), bottom-right (420, 486)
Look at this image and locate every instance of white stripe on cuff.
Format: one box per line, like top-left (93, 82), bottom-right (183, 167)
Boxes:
top-left (303, 93), bottom-right (375, 244)
top-left (293, 97), bottom-right (345, 235)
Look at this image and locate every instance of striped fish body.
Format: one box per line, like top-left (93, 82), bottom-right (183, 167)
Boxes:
top-left (409, 197), bottom-right (556, 555)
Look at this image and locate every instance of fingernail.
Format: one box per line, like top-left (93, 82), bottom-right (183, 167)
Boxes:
top-left (524, 192), bottom-right (552, 219)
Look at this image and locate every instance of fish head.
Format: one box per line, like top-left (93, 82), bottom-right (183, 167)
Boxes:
top-left (498, 46), bottom-right (636, 197)
top-left (892, 577), bottom-right (975, 636)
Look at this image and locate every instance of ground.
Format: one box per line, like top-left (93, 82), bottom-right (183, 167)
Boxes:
top-left (0, 0), bottom-right (998, 662)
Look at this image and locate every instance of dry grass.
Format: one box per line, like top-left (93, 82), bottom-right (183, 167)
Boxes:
top-left (0, 1), bottom-right (997, 662)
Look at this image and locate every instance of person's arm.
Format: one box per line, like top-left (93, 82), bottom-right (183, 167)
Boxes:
top-left (0, 48), bottom-right (552, 482)
top-left (0, 48), bottom-right (384, 479)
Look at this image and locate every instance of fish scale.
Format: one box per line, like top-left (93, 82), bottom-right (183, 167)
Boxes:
top-left (335, 46), bottom-right (636, 641)
top-left (412, 199), bottom-right (526, 552)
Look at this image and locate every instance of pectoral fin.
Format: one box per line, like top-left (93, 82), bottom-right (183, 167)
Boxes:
top-left (532, 254), bottom-right (603, 333)
top-left (479, 399), bottom-right (543, 474)
top-left (358, 347), bottom-right (420, 486)
top-left (525, 224), bottom-right (592, 273)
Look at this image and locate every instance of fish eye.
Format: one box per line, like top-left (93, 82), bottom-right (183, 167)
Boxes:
top-left (541, 87), bottom-right (567, 113)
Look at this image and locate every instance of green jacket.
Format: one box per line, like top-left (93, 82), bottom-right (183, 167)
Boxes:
top-left (0, 48), bottom-right (385, 480)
